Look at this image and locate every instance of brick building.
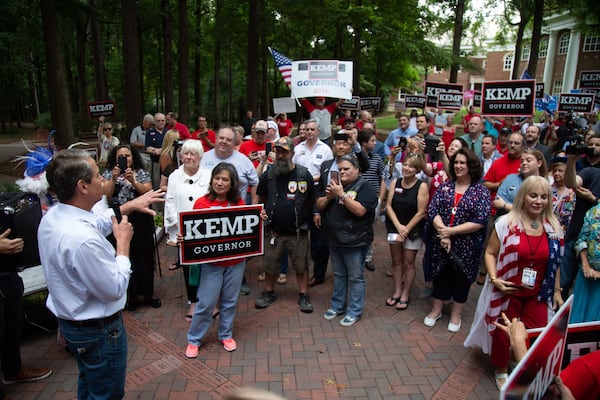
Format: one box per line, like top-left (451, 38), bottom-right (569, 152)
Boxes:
top-left (421, 12), bottom-right (599, 99)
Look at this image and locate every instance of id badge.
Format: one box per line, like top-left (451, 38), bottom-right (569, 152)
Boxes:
top-left (521, 268), bottom-right (537, 289)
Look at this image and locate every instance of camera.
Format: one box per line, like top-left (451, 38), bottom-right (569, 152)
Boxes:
top-left (173, 140), bottom-right (184, 148)
top-left (565, 136), bottom-right (596, 157)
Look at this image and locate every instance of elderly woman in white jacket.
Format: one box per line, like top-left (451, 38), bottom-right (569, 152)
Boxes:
top-left (164, 139), bottom-right (211, 321)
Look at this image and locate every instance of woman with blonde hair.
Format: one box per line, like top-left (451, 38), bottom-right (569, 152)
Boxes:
top-left (159, 129), bottom-right (181, 191)
top-left (465, 176), bottom-right (563, 390)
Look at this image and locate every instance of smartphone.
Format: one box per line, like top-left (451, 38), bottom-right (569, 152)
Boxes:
top-left (265, 142), bottom-right (272, 154)
top-left (387, 233), bottom-right (398, 242)
top-left (397, 137), bottom-right (408, 151)
top-left (330, 171), bottom-right (339, 184)
top-left (118, 155), bottom-right (127, 172)
top-left (425, 136), bottom-right (441, 155)
top-left (110, 199), bottom-right (123, 223)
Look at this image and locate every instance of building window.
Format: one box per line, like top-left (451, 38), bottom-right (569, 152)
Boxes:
top-left (522, 44), bottom-right (530, 61)
top-left (503, 53), bottom-right (514, 71)
top-left (538, 38), bottom-right (548, 58)
top-left (552, 80), bottom-right (562, 96)
top-left (558, 32), bottom-right (570, 55)
top-left (583, 35), bottom-right (600, 52)
top-left (482, 60), bottom-right (487, 69)
top-left (434, 65), bottom-right (443, 73)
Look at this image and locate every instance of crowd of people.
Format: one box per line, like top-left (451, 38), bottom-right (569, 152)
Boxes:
top-left (4, 102), bottom-right (599, 399)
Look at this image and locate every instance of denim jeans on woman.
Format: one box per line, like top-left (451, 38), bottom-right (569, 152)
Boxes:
top-left (187, 260), bottom-right (245, 345)
top-left (328, 245), bottom-right (367, 318)
top-left (58, 316), bottom-right (127, 400)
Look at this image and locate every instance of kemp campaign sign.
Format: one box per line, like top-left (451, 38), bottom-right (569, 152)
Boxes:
top-left (481, 80), bottom-right (535, 116)
top-left (437, 91), bottom-right (464, 110)
top-left (473, 91), bottom-right (482, 108)
top-left (87, 100), bottom-right (116, 118)
top-left (579, 70), bottom-right (600, 89)
top-left (360, 97), bottom-right (381, 111)
top-left (179, 205), bottom-right (263, 264)
top-left (535, 83), bottom-right (545, 99)
top-left (339, 96), bottom-right (361, 111)
top-left (291, 60), bottom-right (353, 100)
top-left (528, 320), bottom-right (600, 370)
top-left (500, 296), bottom-right (572, 400)
top-left (557, 93), bottom-right (596, 113)
top-left (404, 94), bottom-right (427, 109)
top-left (424, 82), bottom-right (463, 108)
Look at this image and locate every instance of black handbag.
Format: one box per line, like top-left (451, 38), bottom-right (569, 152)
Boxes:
top-left (448, 250), bottom-right (466, 274)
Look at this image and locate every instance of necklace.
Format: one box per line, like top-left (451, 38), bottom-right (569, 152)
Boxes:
top-left (530, 220), bottom-right (540, 229)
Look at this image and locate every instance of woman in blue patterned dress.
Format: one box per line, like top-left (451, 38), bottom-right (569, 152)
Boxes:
top-left (423, 148), bottom-right (491, 332)
top-left (103, 145), bottom-right (160, 310)
top-left (570, 202), bottom-right (600, 323)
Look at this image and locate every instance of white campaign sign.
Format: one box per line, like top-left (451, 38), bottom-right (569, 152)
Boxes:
top-left (272, 97), bottom-right (297, 114)
top-left (291, 60), bottom-right (353, 100)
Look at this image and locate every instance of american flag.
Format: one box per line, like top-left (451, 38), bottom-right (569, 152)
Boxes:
top-left (269, 47), bottom-right (292, 88)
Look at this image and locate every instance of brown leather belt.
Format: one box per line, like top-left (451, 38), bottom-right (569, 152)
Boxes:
top-left (61, 311), bottom-right (121, 328)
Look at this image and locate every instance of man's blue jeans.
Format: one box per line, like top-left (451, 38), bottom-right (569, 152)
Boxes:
top-left (329, 245), bottom-right (367, 318)
top-left (187, 261), bottom-right (245, 345)
top-left (58, 316), bottom-right (127, 400)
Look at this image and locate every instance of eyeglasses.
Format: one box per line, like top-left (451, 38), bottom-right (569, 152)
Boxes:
top-left (508, 141), bottom-right (522, 145)
top-left (104, 128), bottom-right (112, 131)
top-left (306, 128), bottom-right (317, 131)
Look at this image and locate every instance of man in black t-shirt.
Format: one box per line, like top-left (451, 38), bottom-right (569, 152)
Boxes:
top-left (255, 137), bottom-right (316, 313)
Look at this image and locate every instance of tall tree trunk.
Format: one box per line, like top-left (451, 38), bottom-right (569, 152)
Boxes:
top-left (213, 0), bottom-right (221, 127)
top-left (178, 0), bottom-right (190, 124)
top-left (162, 0), bottom-right (174, 112)
top-left (227, 55), bottom-right (232, 124)
top-left (76, 16), bottom-right (91, 133)
top-left (246, 0), bottom-right (260, 115)
top-left (511, 18), bottom-right (528, 80)
top-left (449, 0), bottom-right (465, 83)
top-left (352, 24), bottom-right (361, 96)
top-left (122, 0), bottom-right (142, 137)
top-left (527, 0), bottom-right (544, 77)
top-left (27, 52), bottom-right (40, 119)
top-left (89, 0), bottom-right (107, 100)
top-left (137, 22), bottom-right (145, 110)
top-left (193, 0), bottom-right (202, 114)
top-left (40, 0), bottom-right (75, 147)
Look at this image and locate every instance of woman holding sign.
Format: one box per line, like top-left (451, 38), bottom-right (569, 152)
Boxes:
top-left (465, 176), bottom-right (563, 390)
top-left (185, 162), bottom-right (245, 358)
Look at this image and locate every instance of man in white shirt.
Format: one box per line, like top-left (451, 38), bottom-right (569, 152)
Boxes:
top-left (38, 149), bottom-right (163, 400)
top-left (292, 119), bottom-right (333, 183)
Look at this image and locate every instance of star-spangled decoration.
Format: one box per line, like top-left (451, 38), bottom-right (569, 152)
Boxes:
top-left (269, 47), bottom-right (292, 89)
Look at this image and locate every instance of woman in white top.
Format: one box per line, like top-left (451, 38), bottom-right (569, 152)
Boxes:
top-left (164, 140), bottom-right (211, 320)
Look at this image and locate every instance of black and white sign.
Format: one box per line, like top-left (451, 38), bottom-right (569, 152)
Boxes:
top-left (436, 91), bottom-right (464, 110)
top-left (404, 94), bottom-right (427, 109)
top-left (360, 97), bottom-right (381, 111)
top-left (87, 100), bottom-right (116, 118)
top-left (579, 70), bottom-right (600, 89)
top-left (179, 205), bottom-right (264, 264)
top-left (424, 82), bottom-right (463, 108)
top-left (535, 83), bottom-right (545, 99)
top-left (558, 93), bottom-right (596, 113)
top-left (339, 96), bottom-right (360, 111)
top-left (473, 91), bottom-right (482, 108)
top-left (481, 80), bottom-right (535, 116)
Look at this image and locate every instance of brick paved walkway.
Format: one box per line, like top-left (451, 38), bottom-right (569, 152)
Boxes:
top-left (9, 222), bottom-right (500, 399)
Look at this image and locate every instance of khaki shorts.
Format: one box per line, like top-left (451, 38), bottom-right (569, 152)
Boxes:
top-left (263, 230), bottom-right (310, 275)
top-left (390, 236), bottom-right (423, 251)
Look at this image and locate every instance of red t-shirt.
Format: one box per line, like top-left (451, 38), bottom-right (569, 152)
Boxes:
top-left (277, 119), bottom-right (293, 136)
top-left (192, 194), bottom-right (245, 267)
top-left (560, 350), bottom-right (600, 400)
top-left (239, 140), bottom-right (267, 167)
top-left (171, 122), bottom-right (191, 140)
top-left (192, 129), bottom-right (216, 152)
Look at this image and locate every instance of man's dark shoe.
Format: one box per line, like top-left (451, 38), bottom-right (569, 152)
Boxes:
top-left (298, 294), bottom-right (314, 313)
top-left (2, 367), bottom-right (52, 384)
top-left (308, 277), bottom-right (323, 287)
top-left (255, 290), bottom-right (277, 308)
top-left (364, 261), bottom-right (375, 271)
top-left (239, 280), bottom-right (251, 296)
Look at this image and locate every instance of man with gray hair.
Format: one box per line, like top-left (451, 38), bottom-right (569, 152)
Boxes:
top-left (130, 113), bottom-right (154, 168)
top-left (38, 149), bottom-right (163, 399)
top-left (145, 112), bottom-right (167, 189)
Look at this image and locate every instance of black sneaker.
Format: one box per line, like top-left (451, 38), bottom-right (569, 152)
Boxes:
top-left (298, 294), bottom-right (314, 313)
top-left (255, 290), bottom-right (277, 308)
top-left (364, 261), bottom-right (375, 271)
top-left (239, 278), bottom-right (250, 296)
